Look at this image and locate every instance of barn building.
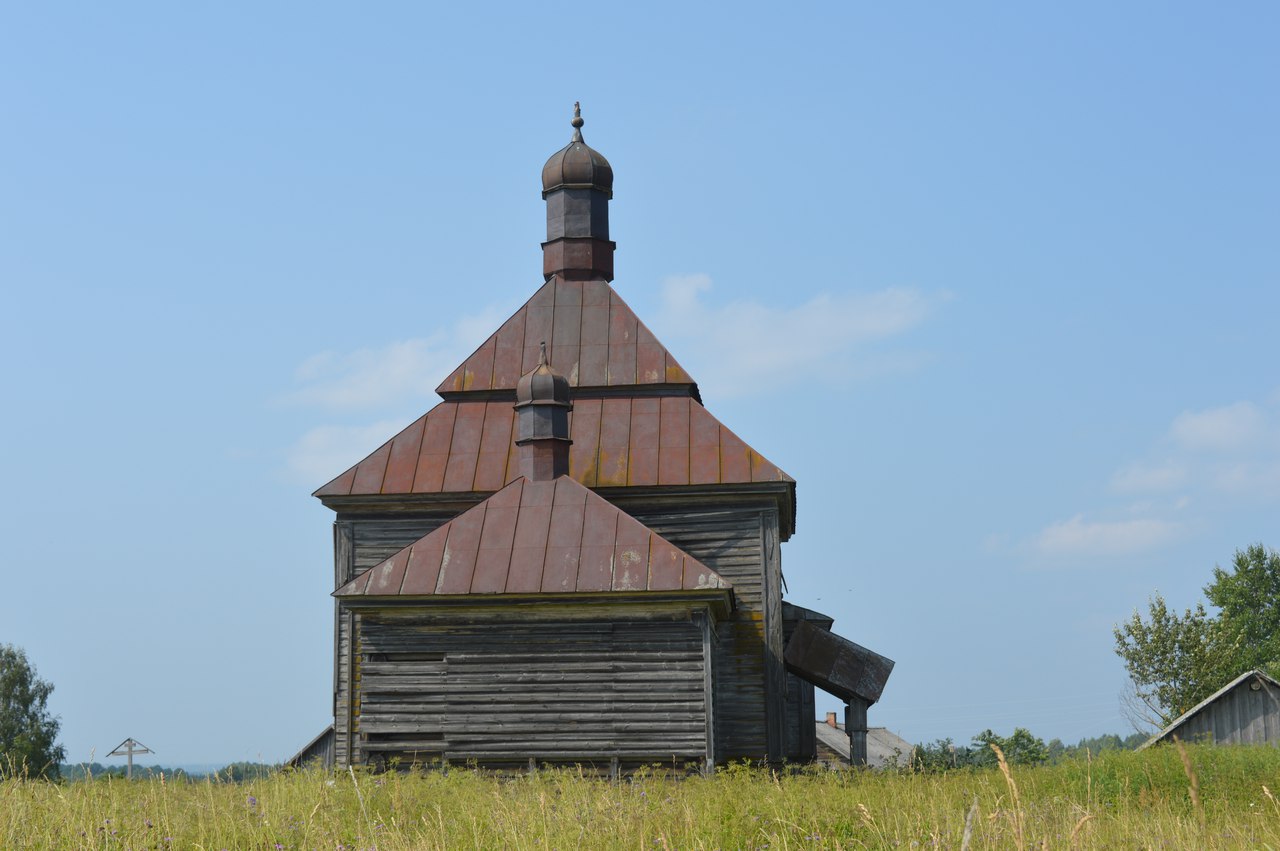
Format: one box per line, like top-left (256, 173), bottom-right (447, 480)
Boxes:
top-left (1142, 670), bottom-right (1280, 749)
top-left (293, 106), bottom-right (893, 771)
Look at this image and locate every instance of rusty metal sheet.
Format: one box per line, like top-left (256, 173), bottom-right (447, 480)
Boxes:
top-left (658, 396), bottom-right (690, 485)
top-left (462, 338), bottom-right (496, 392)
top-left (718, 421), bottom-right (752, 484)
top-left (647, 535), bottom-right (683, 590)
top-left (575, 495), bottom-right (619, 592)
top-left (381, 415), bottom-right (426, 494)
top-left (314, 464), bottom-right (356, 497)
top-left (568, 398), bottom-right (602, 487)
top-left (411, 403), bottom-right (457, 493)
top-left (578, 281), bottom-right (611, 385)
top-left (366, 548), bottom-right (410, 596)
top-left (522, 281), bottom-right (555, 374)
top-left (688, 402), bottom-right (721, 485)
top-left (664, 351), bottom-right (694, 385)
top-left (635, 322), bottom-right (665, 384)
top-left (683, 557), bottom-right (727, 591)
top-left (351, 441), bottom-right (392, 495)
top-left (470, 483), bottom-right (521, 593)
top-left (435, 503), bottom-right (485, 594)
top-left (607, 292), bottom-right (637, 384)
top-left (595, 397), bottom-right (631, 486)
top-left (550, 281), bottom-right (582, 384)
top-left (751, 449), bottom-right (787, 483)
top-left (472, 404), bottom-right (514, 492)
top-left (541, 478), bottom-right (586, 592)
top-left (400, 528), bottom-right (448, 595)
top-left (784, 620), bottom-right (894, 705)
top-left (611, 511), bottom-right (651, 591)
top-left (491, 311), bottom-right (527, 389)
top-left (628, 398), bottom-right (660, 485)
top-left (507, 480), bottom-right (552, 593)
top-left (441, 403), bottom-right (486, 491)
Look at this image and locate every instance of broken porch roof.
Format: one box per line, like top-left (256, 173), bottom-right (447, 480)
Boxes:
top-left (436, 278), bottom-right (698, 399)
top-left (315, 396), bottom-right (793, 497)
top-left (334, 475), bottom-right (732, 598)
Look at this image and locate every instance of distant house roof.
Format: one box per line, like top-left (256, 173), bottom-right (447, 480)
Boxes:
top-left (1141, 669), bottom-right (1280, 749)
top-left (815, 723), bottom-right (912, 769)
top-left (314, 396), bottom-right (793, 496)
top-left (334, 475), bottom-right (732, 599)
top-left (436, 278), bottom-right (699, 400)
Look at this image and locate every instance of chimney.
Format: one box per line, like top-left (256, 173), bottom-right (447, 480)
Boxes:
top-left (540, 103), bottom-right (615, 282)
top-left (514, 342), bottom-right (573, 480)
top-left (826, 712), bottom-right (838, 728)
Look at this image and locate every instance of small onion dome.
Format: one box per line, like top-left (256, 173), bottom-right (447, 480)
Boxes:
top-left (542, 102), bottom-right (613, 198)
top-left (515, 343), bottom-right (572, 407)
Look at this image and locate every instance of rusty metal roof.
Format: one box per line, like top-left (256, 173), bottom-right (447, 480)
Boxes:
top-left (314, 396), bottom-right (792, 497)
top-left (334, 476), bottom-right (732, 598)
top-left (436, 279), bottom-right (698, 399)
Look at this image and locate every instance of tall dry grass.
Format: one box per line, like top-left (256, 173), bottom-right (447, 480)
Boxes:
top-left (1, 744), bottom-right (1278, 849)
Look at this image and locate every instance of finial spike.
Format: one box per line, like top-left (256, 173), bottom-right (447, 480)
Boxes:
top-left (538, 340), bottom-right (548, 367)
top-left (571, 102), bottom-right (584, 142)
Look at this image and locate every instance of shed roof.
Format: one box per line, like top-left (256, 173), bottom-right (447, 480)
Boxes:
top-left (784, 620), bottom-right (895, 705)
top-left (1141, 669), bottom-right (1280, 748)
top-left (435, 278), bottom-right (699, 400)
top-left (334, 475), bottom-right (732, 598)
top-left (315, 396), bottom-right (792, 497)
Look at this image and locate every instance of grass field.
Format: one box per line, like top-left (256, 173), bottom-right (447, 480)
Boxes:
top-left (4, 744), bottom-right (1280, 849)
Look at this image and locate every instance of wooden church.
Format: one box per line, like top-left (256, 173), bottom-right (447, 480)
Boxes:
top-left (293, 106), bottom-right (893, 771)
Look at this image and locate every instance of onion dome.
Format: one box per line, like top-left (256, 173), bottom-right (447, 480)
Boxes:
top-left (515, 342), bottom-right (572, 409)
top-left (541, 102), bottom-right (613, 198)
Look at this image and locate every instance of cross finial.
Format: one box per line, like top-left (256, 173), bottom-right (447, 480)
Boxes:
top-left (571, 102), bottom-right (584, 142)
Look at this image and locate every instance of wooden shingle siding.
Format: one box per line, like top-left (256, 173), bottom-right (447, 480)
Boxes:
top-left (353, 615), bottom-right (709, 766)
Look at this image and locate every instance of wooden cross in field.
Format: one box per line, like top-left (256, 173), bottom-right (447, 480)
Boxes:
top-left (107, 738), bottom-right (153, 779)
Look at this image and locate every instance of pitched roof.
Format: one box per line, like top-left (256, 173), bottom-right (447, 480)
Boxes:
top-left (1141, 669), bottom-right (1280, 749)
top-left (784, 620), bottom-right (895, 705)
top-left (314, 396), bottom-right (793, 497)
top-left (334, 476), bottom-right (732, 598)
top-left (435, 278), bottom-right (699, 399)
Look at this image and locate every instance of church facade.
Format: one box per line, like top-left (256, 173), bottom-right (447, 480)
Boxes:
top-left (296, 107), bottom-right (892, 770)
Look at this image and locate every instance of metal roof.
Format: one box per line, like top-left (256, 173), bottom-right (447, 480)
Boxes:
top-left (436, 278), bottom-right (698, 399)
top-left (314, 396), bottom-right (792, 497)
top-left (334, 475), bottom-right (732, 598)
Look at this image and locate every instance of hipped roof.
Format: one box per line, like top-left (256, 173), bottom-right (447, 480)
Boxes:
top-left (335, 475), bottom-right (732, 598)
top-left (315, 396), bottom-right (793, 497)
top-left (436, 278), bottom-right (698, 399)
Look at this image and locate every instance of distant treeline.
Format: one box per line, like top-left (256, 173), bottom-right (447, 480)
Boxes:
top-left (58, 762), bottom-right (278, 782)
top-left (907, 730), bottom-right (1148, 772)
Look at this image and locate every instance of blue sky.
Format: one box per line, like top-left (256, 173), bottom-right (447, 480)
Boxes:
top-left (2, 2), bottom-right (1276, 764)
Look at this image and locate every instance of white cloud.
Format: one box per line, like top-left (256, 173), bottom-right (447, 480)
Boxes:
top-left (285, 302), bottom-right (515, 412)
top-left (1169, 401), bottom-right (1265, 452)
top-left (1035, 515), bottom-right (1180, 557)
top-left (653, 275), bottom-right (945, 398)
top-left (286, 420), bottom-right (407, 485)
top-left (1110, 461), bottom-right (1187, 494)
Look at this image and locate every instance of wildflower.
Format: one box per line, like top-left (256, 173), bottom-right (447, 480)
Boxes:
top-left (247, 795), bottom-right (258, 807)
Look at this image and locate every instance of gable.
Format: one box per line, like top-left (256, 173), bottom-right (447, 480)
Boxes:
top-left (334, 476), bottom-right (732, 598)
top-left (436, 278), bottom-right (699, 399)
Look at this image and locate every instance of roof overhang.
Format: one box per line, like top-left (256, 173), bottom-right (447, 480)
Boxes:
top-left (784, 620), bottom-right (894, 705)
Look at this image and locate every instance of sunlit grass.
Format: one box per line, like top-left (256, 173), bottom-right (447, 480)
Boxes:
top-left (3, 745), bottom-right (1279, 849)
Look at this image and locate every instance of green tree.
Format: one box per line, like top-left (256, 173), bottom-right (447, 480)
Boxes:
top-left (1114, 544), bottom-right (1280, 730)
top-left (1205, 543), bottom-right (1280, 672)
top-left (971, 728), bottom-right (1049, 767)
top-left (0, 644), bottom-right (65, 779)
